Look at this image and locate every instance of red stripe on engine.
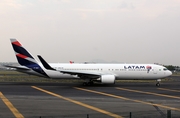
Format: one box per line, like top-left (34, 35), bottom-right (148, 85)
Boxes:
top-left (16, 54), bottom-right (28, 59)
top-left (12, 41), bottom-right (22, 46)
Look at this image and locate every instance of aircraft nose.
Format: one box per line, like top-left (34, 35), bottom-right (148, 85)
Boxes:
top-left (167, 71), bottom-right (172, 76)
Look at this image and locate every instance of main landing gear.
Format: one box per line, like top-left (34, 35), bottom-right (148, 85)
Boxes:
top-left (83, 80), bottom-right (94, 86)
top-left (156, 79), bottom-right (161, 87)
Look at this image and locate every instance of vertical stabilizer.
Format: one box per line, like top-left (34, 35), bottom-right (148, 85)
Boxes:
top-left (10, 39), bottom-right (48, 77)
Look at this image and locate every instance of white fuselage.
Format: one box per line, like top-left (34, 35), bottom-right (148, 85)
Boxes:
top-left (24, 63), bottom-right (172, 80)
top-left (10, 39), bottom-right (172, 85)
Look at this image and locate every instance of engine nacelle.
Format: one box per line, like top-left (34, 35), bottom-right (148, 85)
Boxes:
top-left (101, 75), bottom-right (115, 84)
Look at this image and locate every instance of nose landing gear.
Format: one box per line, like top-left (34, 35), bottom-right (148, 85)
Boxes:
top-left (156, 82), bottom-right (160, 87)
top-left (156, 79), bottom-right (161, 87)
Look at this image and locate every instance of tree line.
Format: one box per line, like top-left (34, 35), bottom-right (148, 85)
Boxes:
top-left (164, 65), bottom-right (180, 71)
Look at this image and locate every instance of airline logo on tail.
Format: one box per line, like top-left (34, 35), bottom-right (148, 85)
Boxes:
top-left (10, 39), bottom-right (48, 77)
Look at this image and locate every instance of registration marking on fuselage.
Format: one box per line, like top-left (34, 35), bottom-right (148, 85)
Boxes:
top-left (0, 92), bottom-right (24, 118)
top-left (32, 86), bottom-right (123, 118)
top-left (74, 87), bottom-right (180, 112)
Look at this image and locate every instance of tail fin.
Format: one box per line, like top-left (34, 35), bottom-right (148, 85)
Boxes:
top-left (10, 39), bottom-right (39, 68)
top-left (10, 39), bottom-right (49, 77)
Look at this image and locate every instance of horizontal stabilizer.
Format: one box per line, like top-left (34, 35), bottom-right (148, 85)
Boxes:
top-left (3, 65), bottom-right (30, 70)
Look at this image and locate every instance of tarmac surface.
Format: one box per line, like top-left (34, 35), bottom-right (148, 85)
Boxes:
top-left (0, 77), bottom-right (180, 118)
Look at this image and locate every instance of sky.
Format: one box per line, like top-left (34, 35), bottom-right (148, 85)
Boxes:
top-left (1, 0), bottom-right (180, 65)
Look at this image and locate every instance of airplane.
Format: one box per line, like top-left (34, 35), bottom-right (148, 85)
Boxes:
top-left (6, 39), bottom-right (172, 86)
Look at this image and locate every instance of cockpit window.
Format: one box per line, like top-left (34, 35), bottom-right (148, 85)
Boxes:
top-left (163, 68), bottom-right (168, 71)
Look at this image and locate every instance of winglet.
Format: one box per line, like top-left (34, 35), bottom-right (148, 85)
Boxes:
top-left (37, 55), bottom-right (56, 70)
top-left (70, 61), bottom-right (74, 64)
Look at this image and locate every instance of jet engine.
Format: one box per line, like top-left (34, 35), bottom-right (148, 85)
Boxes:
top-left (100, 75), bottom-right (115, 84)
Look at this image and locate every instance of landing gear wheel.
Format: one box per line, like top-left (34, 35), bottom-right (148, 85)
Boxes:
top-left (83, 81), bottom-right (94, 86)
top-left (88, 81), bottom-right (94, 85)
top-left (156, 79), bottom-right (161, 87)
top-left (83, 82), bottom-right (88, 86)
top-left (156, 82), bottom-right (160, 87)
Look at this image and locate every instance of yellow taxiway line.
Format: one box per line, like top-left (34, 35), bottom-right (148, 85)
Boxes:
top-left (116, 87), bottom-right (180, 100)
top-left (0, 92), bottom-right (24, 118)
top-left (32, 86), bottom-right (123, 118)
top-left (158, 88), bottom-right (180, 93)
top-left (74, 87), bottom-right (180, 111)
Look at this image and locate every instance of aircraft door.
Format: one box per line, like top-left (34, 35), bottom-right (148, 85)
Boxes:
top-left (153, 67), bottom-right (158, 74)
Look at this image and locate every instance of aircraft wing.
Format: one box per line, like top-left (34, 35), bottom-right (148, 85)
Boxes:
top-left (37, 55), bottom-right (103, 79)
top-left (3, 65), bottom-right (30, 70)
top-left (60, 70), bottom-right (101, 78)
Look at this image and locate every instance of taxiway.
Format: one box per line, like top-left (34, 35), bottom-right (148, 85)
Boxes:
top-left (0, 80), bottom-right (180, 118)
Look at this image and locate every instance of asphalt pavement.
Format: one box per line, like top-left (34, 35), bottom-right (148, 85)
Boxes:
top-left (0, 78), bottom-right (180, 118)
